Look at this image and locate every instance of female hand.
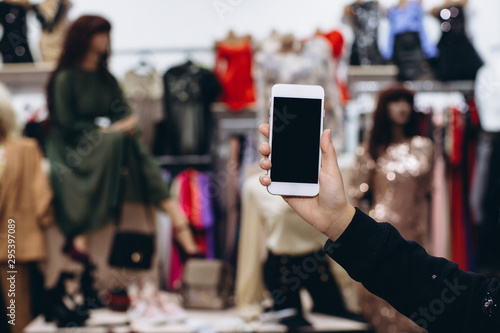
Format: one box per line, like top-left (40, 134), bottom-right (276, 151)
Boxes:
top-left (258, 124), bottom-right (355, 241)
top-left (108, 115), bottom-right (138, 136)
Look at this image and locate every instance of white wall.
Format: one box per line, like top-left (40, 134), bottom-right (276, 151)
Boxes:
top-left (25, 0), bottom-right (500, 76)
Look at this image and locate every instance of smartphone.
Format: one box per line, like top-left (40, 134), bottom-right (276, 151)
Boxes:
top-left (267, 84), bottom-right (324, 197)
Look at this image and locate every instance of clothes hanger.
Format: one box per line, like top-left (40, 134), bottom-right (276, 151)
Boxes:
top-left (132, 55), bottom-right (155, 76)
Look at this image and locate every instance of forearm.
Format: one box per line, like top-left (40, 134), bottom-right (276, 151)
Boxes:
top-left (324, 209), bottom-right (500, 332)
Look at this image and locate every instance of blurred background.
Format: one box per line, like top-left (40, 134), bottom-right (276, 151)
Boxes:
top-left (1, 0), bottom-right (500, 332)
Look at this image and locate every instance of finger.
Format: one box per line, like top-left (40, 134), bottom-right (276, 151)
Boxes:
top-left (259, 124), bottom-right (270, 138)
top-left (259, 142), bottom-right (270, 157)
top-left (259, 157), bottom-right (271, 170)
top-left (259, 173), bottom-right (271, 186)
top-left (320, 129), bottom-right (340, 176)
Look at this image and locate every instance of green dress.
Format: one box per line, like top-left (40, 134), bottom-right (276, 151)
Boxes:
top-left (47, 68), bottom-right (170, 238)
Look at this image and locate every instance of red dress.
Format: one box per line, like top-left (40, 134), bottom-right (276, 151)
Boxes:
top-left (320, 30), bottom-right (350, 105)
top-left (214, 41), bottom-right (256, 112)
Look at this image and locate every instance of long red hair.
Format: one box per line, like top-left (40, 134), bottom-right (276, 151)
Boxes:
top-left (46, 15), bottom-right (112, 114)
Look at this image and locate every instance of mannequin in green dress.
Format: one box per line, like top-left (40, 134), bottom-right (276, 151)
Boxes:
top-left (46, 16), bottom-right (198, 263)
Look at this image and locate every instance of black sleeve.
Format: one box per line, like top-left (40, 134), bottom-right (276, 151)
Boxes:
top-left (324, 208), bottom-right (500, 333)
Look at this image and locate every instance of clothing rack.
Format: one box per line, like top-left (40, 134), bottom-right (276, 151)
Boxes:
top-left (113, 47), bottom-right (214, 55)
top-left (157, 154), bottom-right (212, 166)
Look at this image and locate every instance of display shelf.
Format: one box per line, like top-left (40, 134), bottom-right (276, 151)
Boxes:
top-left (348, 65), bottom-right (475, 97)
top-left (212, 103), bottom-right (258, 130)
top-left (0, 62), bottom-right (54, 94)
top-left (157, 154), bottom-right (212, 166)
top-left (24, 308), bottom-right (373, 333)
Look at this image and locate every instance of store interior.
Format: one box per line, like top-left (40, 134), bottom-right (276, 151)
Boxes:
top-left (1, 0), bottom-right (500, 332)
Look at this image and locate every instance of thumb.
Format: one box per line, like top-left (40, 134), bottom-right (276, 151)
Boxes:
top-left (320, 129), bottom-right (340, 176)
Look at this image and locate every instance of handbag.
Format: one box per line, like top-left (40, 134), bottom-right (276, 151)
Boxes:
top-left (181, 259), bottom-right (233, 309)
top-left (108, 136), bottom-right (156, 270)
top-left (108, 231), bottom-right (155, 270)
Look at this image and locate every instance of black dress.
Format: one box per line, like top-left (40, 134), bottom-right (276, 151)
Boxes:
top-left (433, 5), bottom-right (483, 81)
top-left (154, 61), bottom-right (221, 156)
top-left (348, 1), bottom-right (385, 66)
top-left (0, 3), bottom-right (33, 63)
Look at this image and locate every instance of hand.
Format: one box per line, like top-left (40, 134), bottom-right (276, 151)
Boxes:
top-left (258, 124), bottom-right (355, 241)
top-left (108, 115), bottom-right (138, 136)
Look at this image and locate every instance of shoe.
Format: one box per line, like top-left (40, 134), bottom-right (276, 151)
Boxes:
top-left (79, 262), bottom-right (105, 311)
top-left (44, 272), bottom-right (71, 322)
top-left (62, 238), bottom-right (90, 264)
top-left (44, 272), bottom-right (89, 327)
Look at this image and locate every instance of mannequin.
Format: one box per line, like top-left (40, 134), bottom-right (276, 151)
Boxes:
top-left (430, 0), bottom-right (482, 81)
top-left (214, 30), bottom-right (256, 111)
top-left (384, 0), bottom-right (438, 80)
top-left (431, 0), bottom-right (468, 16)
top-left (278, 33), bottom-right (302, 54)
top-left (347, 86), bottom-right (433, 332)
top-left (46, 16), bottom-right (199, 267)
top-left (0, 0), bottom-right (34, 63)
top-left (32, 0), bottom-right (71, 63)
top-left (215, 30), bottom-right (251, 47)
top-left (256, 29), bottom-right (281, 54)
top-left (344, 0), bottom-right (384, 66)
top-left (236, 172), bottom-right (355, 327)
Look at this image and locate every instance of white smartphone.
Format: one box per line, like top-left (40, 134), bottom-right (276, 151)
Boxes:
top-left (267, 84), bottom-right (324, 197)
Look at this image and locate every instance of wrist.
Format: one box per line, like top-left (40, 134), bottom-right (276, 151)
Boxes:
top-left (323, 204), bottom-right (356, 242)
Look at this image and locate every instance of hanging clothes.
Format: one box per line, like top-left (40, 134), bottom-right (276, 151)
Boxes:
top-left (168, 169), bottom-right (216, 290)
top-left (447, 107), bottom-right (475, 271)
top-left (255, 36), bottom-right (344, 150)
top-left (431, 111), bottom-right (451, 259)
top-left (385, 1), bottom-right (438, 81)
top-left (321, 30), bottom-right (350, 106)
top-left (432, 5), bottom-right (483, 81)
top-left (214, 40), bottom-right (256, 112)
top-left (154, 61), bottom-right (221, 156)
top-left (347, 1), bottom-right (385, 66)
top-left (384, 1), bottom-right (439, 60)
top-left (0, 2), bottom-right (34, 63)
top-left (122, 69), bottom-right (164, 148)
top-left (475, 132), bottom-right (500, 273)
top-left (32, 0), bottom-right (71, 63)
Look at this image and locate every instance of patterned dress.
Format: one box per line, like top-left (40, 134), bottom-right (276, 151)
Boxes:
top-left (347, 136), bottom-right (433, 333)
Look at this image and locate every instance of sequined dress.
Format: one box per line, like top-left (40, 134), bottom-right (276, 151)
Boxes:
top-left (347, 136), bottom-right (433, 333)
top-left (348, 1), bottom-right (384, 66)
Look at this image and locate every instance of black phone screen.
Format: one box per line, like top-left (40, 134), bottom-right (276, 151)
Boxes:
top-left (270, 97), bottom-right (322, 184)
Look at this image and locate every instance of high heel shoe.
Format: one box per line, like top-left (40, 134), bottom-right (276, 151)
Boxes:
top-left (79, 262), bottom-right (105, 311)
top-left (44, 272), bottom-right (89, 327)
top-left (62, 238), bottom-right (90, 264)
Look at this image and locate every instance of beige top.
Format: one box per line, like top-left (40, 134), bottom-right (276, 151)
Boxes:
top-left (235, 173), bottom-right (328, 307)
top-left (38, 0), bottom-right (71, 63)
